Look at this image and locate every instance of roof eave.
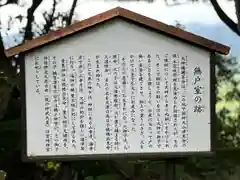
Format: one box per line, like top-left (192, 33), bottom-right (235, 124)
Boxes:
top-left (4, 6), bottom-right (230, 58)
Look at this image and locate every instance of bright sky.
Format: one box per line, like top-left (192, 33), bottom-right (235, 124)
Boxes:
top-left (65, 0), bottom-right (237, 25)
top-left (0, 0), bottom-right (237, 48)
top-left (1, 0), bottom-right (236, 23)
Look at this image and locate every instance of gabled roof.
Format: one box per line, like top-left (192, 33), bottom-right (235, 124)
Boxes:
top-left (5, 6), bottom-right (230, 57)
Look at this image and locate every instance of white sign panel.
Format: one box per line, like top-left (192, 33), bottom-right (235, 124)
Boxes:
top-left (25, 52), bottom-right (210, 157)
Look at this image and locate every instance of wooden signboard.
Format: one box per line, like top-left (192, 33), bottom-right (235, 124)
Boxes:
top-left (5, 7), bottom-right (230, 161)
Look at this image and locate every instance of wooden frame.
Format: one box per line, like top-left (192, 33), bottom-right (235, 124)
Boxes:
top-left (20, 50), bottom-right (218, 162)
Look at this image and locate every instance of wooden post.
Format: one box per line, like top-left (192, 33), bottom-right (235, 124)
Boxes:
top-left (165, 159), bottom-right (176, 180)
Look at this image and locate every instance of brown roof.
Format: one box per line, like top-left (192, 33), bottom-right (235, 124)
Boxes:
top-left (5, 6), bottom-right (230, 57)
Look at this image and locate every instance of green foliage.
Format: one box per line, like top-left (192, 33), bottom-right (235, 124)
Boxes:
top-left (0, 171), bottom-right (6, 180)
top-left (216, 55), bottom-right (240, 148)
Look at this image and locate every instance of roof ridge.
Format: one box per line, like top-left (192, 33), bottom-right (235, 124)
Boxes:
top-left (4, 6), bottom-right (230, 57)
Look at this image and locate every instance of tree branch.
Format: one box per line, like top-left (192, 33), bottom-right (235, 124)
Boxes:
top-left (234, 0), bottom-right (240, 32)
top-left (42, 0), bottom-right (57, 35)
top-left (0, 32), bottom-right (16, 76)
top-left (0, 34), bottom-right (8, 69)
top-left (16, 0), bottom-right (43, 67)
top-left (164, 0), bottom-right (240, 36)
top-left (67, 0), bottom-right (78, 26)
top-left (209, 0), bottom-right (240, 35)
top-left (24, 0), bottom-right (43, 41)
top-left (0, 0), bottom-right (19, 7)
